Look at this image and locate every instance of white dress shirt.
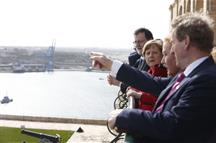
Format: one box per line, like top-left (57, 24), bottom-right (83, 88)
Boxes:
top-left (183, 56), bottom-right (208, 76)
top-left (110, 56), bottom-right (209, 78)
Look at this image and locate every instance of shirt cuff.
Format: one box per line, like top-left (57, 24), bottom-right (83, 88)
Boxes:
top-left (110, 60), bottom-right (123, 78)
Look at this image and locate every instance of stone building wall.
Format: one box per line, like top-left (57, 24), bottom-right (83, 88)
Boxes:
top-left (169, 0), bottom-right (216, 46)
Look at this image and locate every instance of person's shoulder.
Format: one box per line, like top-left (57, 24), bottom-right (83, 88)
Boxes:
top-left (201, 63), bottom-right (216, 74)
top-left (191, 64), bottom-right (216, 82)
top-left (128, 52), bottom-right (140, 60)
top-left (192, 57), bottom-right (216, 78)
top-left (129, 51), bottom-right (139, 56)
top-left (204, 64), bottom-right (216, 77)
top-left (128, 51), bottom-right (141, 66)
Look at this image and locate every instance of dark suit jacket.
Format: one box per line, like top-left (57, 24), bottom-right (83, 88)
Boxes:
top-left (134, 58), bottom-right (149, 71)
top-left (128, 51), bottom-right (141, 66)
top-left (120, 57), bottom-right (149, 93)
top-left (115, 57), bottom-right (216, 143)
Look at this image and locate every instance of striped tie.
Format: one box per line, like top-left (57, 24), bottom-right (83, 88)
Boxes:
top-left (156, 73), bottom-right (185, 112)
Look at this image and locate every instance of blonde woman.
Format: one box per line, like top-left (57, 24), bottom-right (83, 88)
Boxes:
top-left (127, 39), bottom-right (167, 110)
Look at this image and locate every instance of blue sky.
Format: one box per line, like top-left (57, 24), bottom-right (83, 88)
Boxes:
top-left (0, 0), bottom-right (173, 49)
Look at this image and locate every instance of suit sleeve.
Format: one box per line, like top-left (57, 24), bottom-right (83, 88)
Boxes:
top-left (115, 72), bottom-right (216, 140)
top-left (116, 64), bottom-right (171, 96)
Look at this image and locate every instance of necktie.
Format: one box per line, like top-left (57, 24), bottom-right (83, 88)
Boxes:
top-left (156, 73), bottom-right (185, 112)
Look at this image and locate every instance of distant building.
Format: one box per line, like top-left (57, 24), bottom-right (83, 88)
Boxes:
top-left (169, 0), bottom-right (216, 46)
top-left (12, 62), bottom-right (46, 73)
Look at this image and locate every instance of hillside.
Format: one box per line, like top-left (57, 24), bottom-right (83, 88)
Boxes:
top-left (0, 46), bottom-right (132, 71)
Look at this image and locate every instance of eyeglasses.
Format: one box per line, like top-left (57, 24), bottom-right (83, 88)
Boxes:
top-left (133, 40), bottom-right (146, 45)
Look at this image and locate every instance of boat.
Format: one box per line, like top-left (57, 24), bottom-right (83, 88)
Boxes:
top-left (0, 96), bottom-right (13, 104)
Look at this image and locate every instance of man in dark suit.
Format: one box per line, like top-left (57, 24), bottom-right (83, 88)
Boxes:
top-left (108, 28), bottom-right (153, 93)
top-left (91, 13), bottom-right (216, 143)
top-left (130, 28), bottom-right (154, 71)
top-left (128, 28), bottom-right (153, 68)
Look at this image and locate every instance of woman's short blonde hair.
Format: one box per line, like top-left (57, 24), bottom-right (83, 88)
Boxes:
top-left (142, 39), bottom-right (163, 55)
top-left (163, 36), bottom-right (171, 45)
top-left (211, 47), bottom-right (216, 63)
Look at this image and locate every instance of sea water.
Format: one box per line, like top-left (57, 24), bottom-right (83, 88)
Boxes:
top-left (0, 71), bottom-right (118, 120)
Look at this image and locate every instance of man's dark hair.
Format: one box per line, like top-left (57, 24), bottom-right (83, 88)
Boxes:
top-left (134, 28), bottom-right (154, 40)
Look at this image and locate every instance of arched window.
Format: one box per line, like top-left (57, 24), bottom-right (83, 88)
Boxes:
top-left (207, 0), bottom-right (211, 11)
top-left (192, 0), bottom-right (196, 12)
top-left (170, 5), bottom-right (174, 20)
top-left (196, 0), bottom-right (203, 11)
top-left (179, 6), bottom-right (183, 15)
top-left (187, 0), bottom-right (191, 12)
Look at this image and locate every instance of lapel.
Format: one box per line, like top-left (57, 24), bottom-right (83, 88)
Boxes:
top-left (153, 56), bottom-right (215, 112)
top-left (153, 75), bottom-right (177, 111)
top-left (162, 77), bottom-right (190, 106)
top-left (153, 77), bottom-right (177, 110)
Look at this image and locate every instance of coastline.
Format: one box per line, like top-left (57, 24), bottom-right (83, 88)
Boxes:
top-left (0, 114), bottom-right (106, 125)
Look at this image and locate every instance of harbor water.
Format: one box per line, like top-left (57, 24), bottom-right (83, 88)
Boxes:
top-left (0, 71), bottom-right (118, 120)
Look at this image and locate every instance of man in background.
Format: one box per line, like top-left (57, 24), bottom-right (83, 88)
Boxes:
top-left (108, 28), bottom-right (153, 93)
top-left (129, 27), bottom-right (154, 70)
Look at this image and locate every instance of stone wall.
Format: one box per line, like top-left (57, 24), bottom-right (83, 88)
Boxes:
top-left (170, 0), bottom-right (216, 46)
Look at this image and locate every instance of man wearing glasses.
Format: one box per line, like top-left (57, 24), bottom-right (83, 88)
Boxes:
top-left (109, 28), bottom-right (154, 93)
top-left (129, 27), bottom-right (154, 70)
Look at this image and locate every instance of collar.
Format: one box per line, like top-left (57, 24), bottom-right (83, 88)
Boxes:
top-left (183, 56), bottom-right (208, 77)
